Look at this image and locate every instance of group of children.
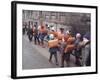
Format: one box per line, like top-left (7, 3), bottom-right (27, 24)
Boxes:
top-left (23, 23), bottom-right (91, 67)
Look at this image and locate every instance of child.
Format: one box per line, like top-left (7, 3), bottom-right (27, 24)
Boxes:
top-left (48, 34), bottom-right (59, 65)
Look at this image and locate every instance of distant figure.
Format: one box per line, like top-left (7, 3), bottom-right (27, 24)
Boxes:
top-left (33, 25), bottom-right (40, 45)
top-left (74, 33), bottom-right (82, 66)
top-left (23, 27), bottom-right (25, 35)
top-left (27, 28), bottom-right (33, 42)
top-left (23, 23), bottom-right (27, 35)
top-left (82, 32), bottom-right (91, 66)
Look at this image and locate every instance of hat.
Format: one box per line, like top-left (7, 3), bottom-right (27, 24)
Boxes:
top-left (76, 33), bottom-right (81, 38)
top-left (66, 30), bottom-right (71, 34)
top-left (49, 34), bottom-right (54, 40)
top-left (60, 28), bottom-right (64, 30)
top-left (51, 27), bottom-right (55, 31)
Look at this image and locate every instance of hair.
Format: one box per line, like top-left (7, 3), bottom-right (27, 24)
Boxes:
top-left (76, 33), bottom-right (81, 38)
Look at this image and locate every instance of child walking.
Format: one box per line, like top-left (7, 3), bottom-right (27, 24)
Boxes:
top-left (48, 34), bottom-right (59, 65)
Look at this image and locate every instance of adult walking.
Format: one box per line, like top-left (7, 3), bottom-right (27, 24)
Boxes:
top-left (74, 33), bottom-right (82, 66)
top-left (27, 27), bottom-right (33, 42)
top-left (82, 32), bottom-right (91, 66)
top-left (33, 25), bottom-right (40, 45)
top-left (39, 24), bottom-right (47, 47)
top-left (61, 30), bottom-right (75, 67)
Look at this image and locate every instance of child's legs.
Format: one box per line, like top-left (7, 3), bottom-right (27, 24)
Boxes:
top-left (53, 52), bottom-right (58, 63)
top-left (36, 35), bottom-right (40, 44)
top-left (49, 52), bottom-right (53, 61)
top-left (34, 35), bottom-right (37, 44)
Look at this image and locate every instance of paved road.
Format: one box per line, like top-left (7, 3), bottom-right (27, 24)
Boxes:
top-left (22, 35), bottom-right (77, 70)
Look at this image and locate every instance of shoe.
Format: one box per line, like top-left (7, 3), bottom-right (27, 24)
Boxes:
top-left (60, 65), bottom-right (64, 67)
top-left (42, 45), bottom-right (45, 48)
top-left (49, 60), bottom-right (52, 63)
top-left (56, 63), bottom-right (59, 65)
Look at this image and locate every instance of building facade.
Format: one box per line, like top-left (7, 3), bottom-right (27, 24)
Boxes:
top-left (22, 10), bottom-right (90, 35)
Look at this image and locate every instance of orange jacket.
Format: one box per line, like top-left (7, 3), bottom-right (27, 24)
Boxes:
top-left (57, 32), bottom-right (64, 40)
top-left (64, 34), bottom-right (71, 42)
top-left (39, 26), bottom-right (47, 33)
top-left (64, 37), bottom-right (75, 53)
